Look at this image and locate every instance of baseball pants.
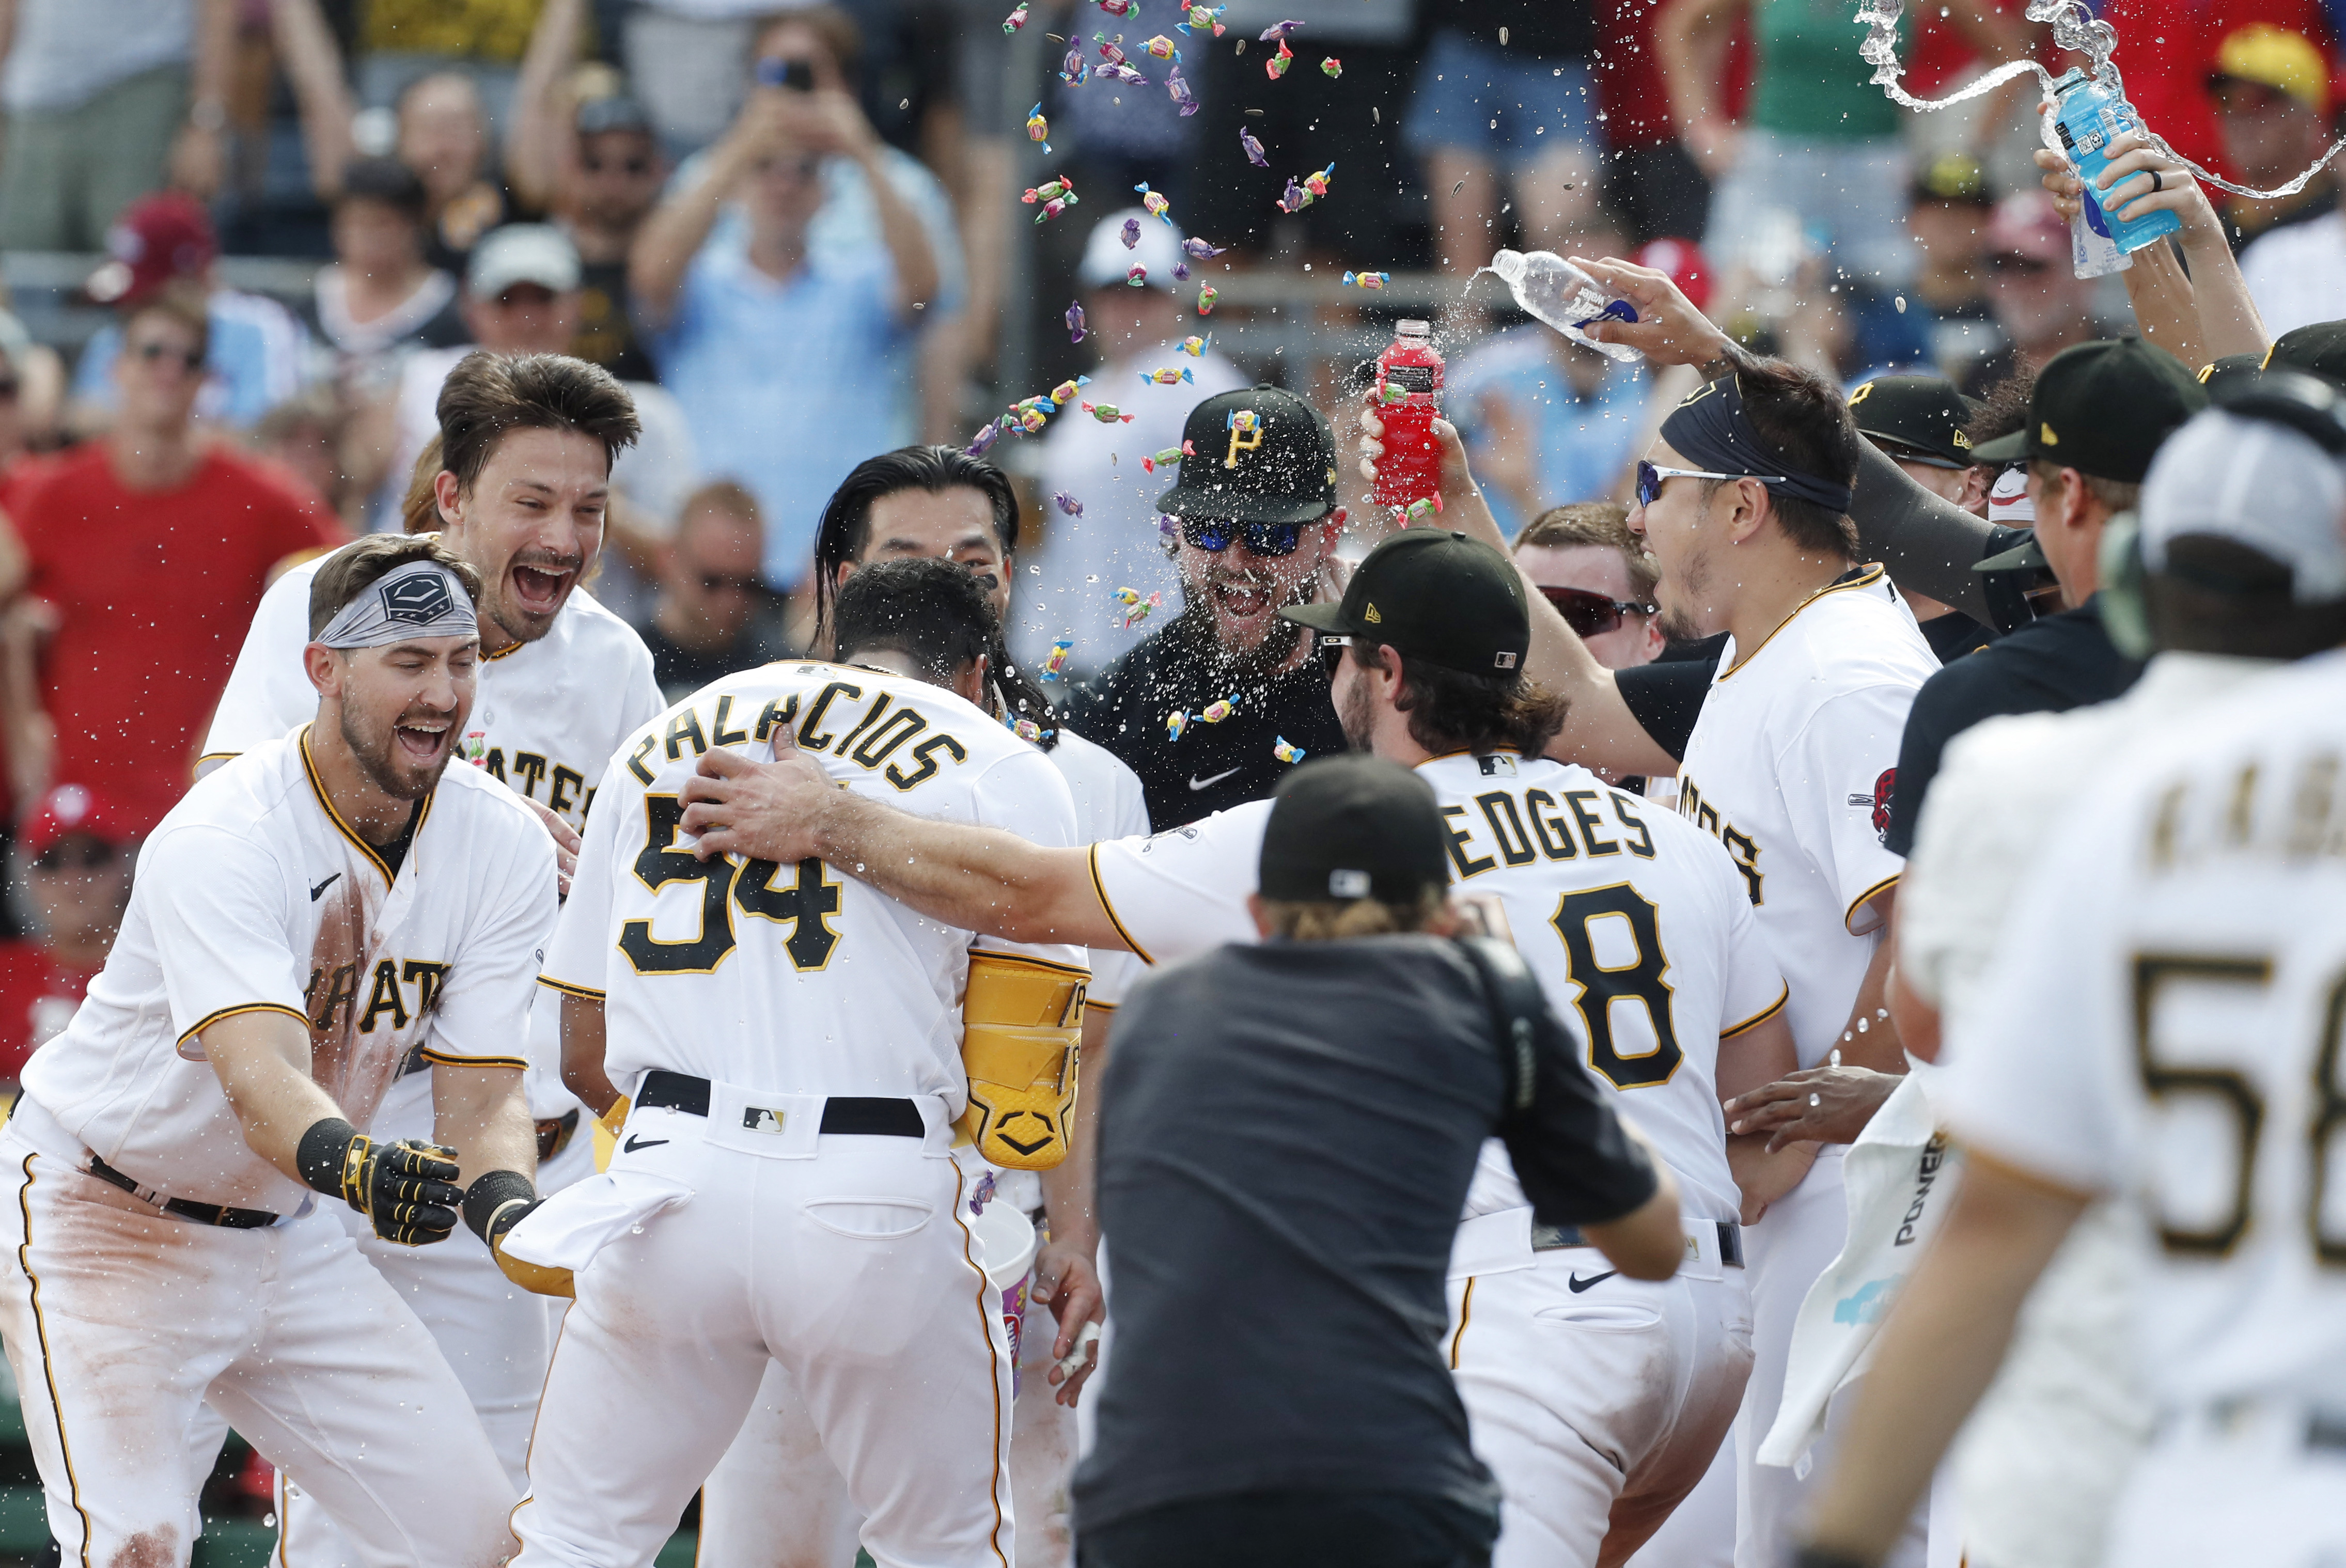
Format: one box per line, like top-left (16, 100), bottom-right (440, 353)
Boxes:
top-left (510, 1088), bottom-right (1016, 1568)
top-left (1446, 1226), bottom-right (1753, 1567)
top-left (0, 1126), bottom-right (517, 1567)
top-left (2100, 1412), bottom-right (2346, 1568)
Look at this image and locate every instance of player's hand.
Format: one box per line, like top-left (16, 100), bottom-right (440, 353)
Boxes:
top-left (678, 725), bottom-right (833, 863)
top-left (519, 794), bottom-right (581, 898)
top-left (2089, 131), bottom-right (2218, 239)
top-left (1355, 389), bottom-right (1504, 545)
top-left (1724, 1066), bottom-right (1903, 1153)
top-left (1034, 1241), bottom-right (1104, 1406)
top-left (1568, 255), bottom-right (1739, 369)
top-left (2034, 137), bottom-right (2087, 223)
top-left (300, 1121), bottom-right (465, 1245)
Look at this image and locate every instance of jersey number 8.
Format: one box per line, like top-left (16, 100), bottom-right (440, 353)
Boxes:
top-left (1550, 884), bottom-right (1682, 1090)
top-left (619, 795), bottom-right (845, 975)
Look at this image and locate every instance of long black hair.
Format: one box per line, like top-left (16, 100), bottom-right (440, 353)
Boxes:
top-left (811, 446), bottom-right (1061, 747)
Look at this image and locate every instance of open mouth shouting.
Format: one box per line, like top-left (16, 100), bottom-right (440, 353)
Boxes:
top-left (392, 710), bottom-right (455, 769)
top-left (504, 553), bottom-right (582, 626)
top-left (1206, 572), bottom-right (1277, 632)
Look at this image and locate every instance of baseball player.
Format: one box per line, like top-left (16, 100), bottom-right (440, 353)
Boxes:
top-left (699, 446), bottom-right (1148, 1568)
top-left (196, 350), bottom-right (658, 1555)
top-left (0, 536), bottom-right (556, 1564)
top-left (680, 527), bottom-right (1808, 1564)
top-left (513, 557), bottom-right (1090, 1566)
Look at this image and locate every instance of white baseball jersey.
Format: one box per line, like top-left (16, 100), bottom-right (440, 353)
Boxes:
top-left (20, 729), bottom-right (556, 1213)
top-left (1089, 752), bottom-right (1788, 1222)
top-left (1672, 567), bottom-right (1933, 1066)
top-left (202, 544), bottom-right (664, 835)
top-left (1047, 728), bottom-right (1149, 1011)
top-left (543, 662), bottom-right (1088, 1103)
top-left (1941, 649), bottom-right (2346, 1416)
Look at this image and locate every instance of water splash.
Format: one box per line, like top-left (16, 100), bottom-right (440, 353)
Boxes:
top-left (1853, 0), bottom-right (2346, 201)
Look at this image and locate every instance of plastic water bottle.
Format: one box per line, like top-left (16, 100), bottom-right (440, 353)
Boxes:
top-left (2051, 69), bottom-right (2181, 255)
top-left (1369, 320), bottom-right (1443, 516)
top-left (1485, 249), bottom-right (1641, 363)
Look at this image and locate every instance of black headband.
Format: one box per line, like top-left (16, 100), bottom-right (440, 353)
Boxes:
top-left (1660, 377), bottom-right (1856, 515)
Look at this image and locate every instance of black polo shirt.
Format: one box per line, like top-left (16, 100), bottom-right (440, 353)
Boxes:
top-left (1882, 595), bottom-right (2141, 856)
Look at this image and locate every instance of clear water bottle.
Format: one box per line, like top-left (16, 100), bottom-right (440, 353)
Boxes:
top-left (1485, 249), bottom-right (1641, 363)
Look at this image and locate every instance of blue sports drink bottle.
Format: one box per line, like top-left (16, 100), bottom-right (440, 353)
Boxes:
top-left (2051, 68), bottom-right (2182, 254)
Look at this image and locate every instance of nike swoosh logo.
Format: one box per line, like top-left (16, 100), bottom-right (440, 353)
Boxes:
top-left (622, 1135), bottom-right (668, 1153)
top-left (1567, 1271), bottom-right (1617, 1293)
top-left (309, 873), bottom-right (341, 902)
top-left (1188, 767), bottom-right (1242, 791)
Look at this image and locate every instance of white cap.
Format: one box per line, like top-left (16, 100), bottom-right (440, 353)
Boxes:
top-left (466, 224), bottom-right (582, 299)
top-left (1077, 209), bottom-right (1181, 292)
top-left (1988, 464), bottom-right (2034, 525)
top-left (2141, 406), bottom-right (2346, 602)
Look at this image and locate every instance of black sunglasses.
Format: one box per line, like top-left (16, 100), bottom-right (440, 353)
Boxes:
top-left (1182, 517), bottom-right (1304, 557)
top-left (33, 840), bottom-right (117, 873)
top-left (1539, 584), bottom-right (1655, 638)
top-left (133, 341), bottom-right (205, 371)
top-left (699, 571), bottom-right (767, 594)
top-left (1317, 634), bottom-right (1351, 679)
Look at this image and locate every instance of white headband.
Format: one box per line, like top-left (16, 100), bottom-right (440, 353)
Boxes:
top-left (317, 560), bottom-right (477, 649)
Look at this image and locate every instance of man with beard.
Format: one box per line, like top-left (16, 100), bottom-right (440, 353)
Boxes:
top-left (0, 535), bottom-right (556, 1564)
top-left (1068, 386), bottom-right (1351, 827)
top-left (198, 350), bottom-right (658, 1564)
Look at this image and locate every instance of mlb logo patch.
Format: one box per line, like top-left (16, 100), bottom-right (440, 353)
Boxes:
top-left (742, 1107), bottom-right (787, 1135)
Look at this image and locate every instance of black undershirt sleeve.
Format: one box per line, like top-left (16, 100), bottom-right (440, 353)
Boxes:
top-left (1850, 441), bottom-right (2016, 629)
top-left (1616, 634), bottom-right (1727, 763)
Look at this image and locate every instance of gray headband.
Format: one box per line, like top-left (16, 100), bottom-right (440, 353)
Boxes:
top-left (316, 560), bottom-right (478, 649)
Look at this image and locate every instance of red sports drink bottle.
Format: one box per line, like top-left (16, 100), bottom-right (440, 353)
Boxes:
top-left (1369, 320), bottom-right (1443, 519)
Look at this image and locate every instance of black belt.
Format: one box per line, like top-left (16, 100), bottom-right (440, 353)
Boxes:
top-left (86, 1156), bottom-right (280, 1230)
top-left (636, 1070), bottom-right (926, 1138)
top-left (536, 1108), bottom-right (581, 1164)
top-left (1532, 1219), bottom-right (1745, 1268)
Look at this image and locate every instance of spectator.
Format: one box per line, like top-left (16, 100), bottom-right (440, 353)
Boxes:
top-left (630, 22), bottom-right (942, 588)
top-left (1961, 191), bottom-right (2100, 397)
top-left (8, 783), bottom-right (138, 1067)
top-left (1905, 151), bottom-right (2004, 379)
top-left (1594, 0), bottom-right (1713, 245)
top-left (0, 0), bottom-right (231, 251)
top-left (68, 193), bottom-right (318, 434)
top-left (351, 0), bottom-right (544, 138)
top-left (1511, 503), bottom-right (1665, 670)
top-left (1067, 386), bottom-right (1350, 827)
top-left (249, 388), bottom-right (354, 522)
top-left (1012, 212), bottom-right (1248, 682)
top-left (1848, 373), bottom-right (1996, 660)
top-left (3, 290), bottom-right (343, 834)
top-left (638, 480), bottom-right (795, 699)
top-left (307, 156), bottom-right (469, 389)
top-left (0, 313), bottom-right (59, 516)
top-left (398, 71), bottom-right (521, 271)
top-left (1883, 337), bottom-right (2207, 859)
top-left (2209, 25), bottom-right (2338, 252)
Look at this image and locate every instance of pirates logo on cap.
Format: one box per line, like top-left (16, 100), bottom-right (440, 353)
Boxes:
top-left (382, 571), bottom-right (456, 625)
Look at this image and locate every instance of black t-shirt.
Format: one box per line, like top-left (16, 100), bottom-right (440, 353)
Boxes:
top-left (639, 618), bottom-right (799, 704)
top-left (1424, 0), bottom-right (1597, 56)
top-left (1882, 595), bottom-right (2140, 856)
top-left (1617, 632), bottom-right (1729, 763)
top-left (571, 256), bottom-right (660, 385)
top-left (1068, 619), bottom-right (1349, 827)
top-left (1919, 609), bottom-right (1994, 664)
top-left (1073, 936), bottom-right (1659, 1533)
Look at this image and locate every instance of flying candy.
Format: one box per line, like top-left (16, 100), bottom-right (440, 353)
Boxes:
top-left (1320, 55), bottom-right (1341, 77)
top-left (1003, 2), bottom-right (1029, 30)
top-left (1165, 710), bottom-right (1189, 740)
top-left (1058, 46), bottom-right (1091, 84)
top-left (1042, 638), bottom-right (1075, 681)
top-left (1342, 270), bottom-right (1389, 289)
top-left (1258, 19), bottom-right (1304, 39)
top-left (1095, 34), bottom-right (1131, 66)
top-left (1083, 402), bottom-right (1135, 424)
top-left (1049, 375), bottom-right (1090, 405)
top-left (1303, 162), bottom-right (1335, 199)
top-left (1197, 284), bottom-right (1217, 313)
top-left (1127, 263), bottom-right (1149, 287)
top-left (1265, 38), bottom-right (1294, 79)
top-left (1053, 491), bottom-right (1085, 516)
top-left (1141, 366), bottom-right (1195, 385)
top-left (1403, 495), bottom-right (1444, 522)
top-left (1133, 183), bottom-right (1175, 225)
top-left (463, 729), bottom-right (489, 764)
top-left (1166, 60), bottom-right (1198, 116)
top-left (1178, 334), bottom-right (1210, 356)
top-left (1120, 217), bottom-right (1141, 249)
top-left (1113, 586), bottom-right (1162, 628)
top-left (1177, 3), bottom-right (1224, 35)
top-left (1095, 0), bottom-right (1138, 15)
top-left (1023, 177), bottom-right (1074, 205)
top-left (1141, 441), bottom-right (1192, 472)
top-left (1143, 33), bottom-right (1180, 57)
top-left (1012, 717), bottom-right (1045, 743)
top-left (1276, 176), bottom-right (1306, 213)
top-left (1104, 61), bottom-right (1148, 84)
top-left (1035, 195), bottom-right (1077, 223)
top-left (1010, 404), bottom-right (1049, 433)
top-left (1024, 103), bottom-right (1052, 153)
top-left (965, 417), bottom-right (1006, 456)
top-left (1240, 127), bottom-right (1269, 167)
top-left (1173, 261), bottom-right (1191, 280)
top-left (1182, 236), bottom-right (1226, 259)
top-left (1066, 301), bottom-right (1087, 342)
top-left (1273, 736), bottom-right (1306, 763)
top-left (1200, 699), bottom-right (1237, 724)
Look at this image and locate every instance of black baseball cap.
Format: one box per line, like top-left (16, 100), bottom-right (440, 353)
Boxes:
top-left (2198, 352), bottom-right (2268, 401)
top-left (1281, 529), bottom-right (1529, 676)
top-left (1155, 385), bottom-right (1339, 525)
top-left (1849, 374), bottom-right (1983, 468)
top-left (2266, 321), bottom-right (2346, 389)
top-left (1969, 336), bottom-right (2208, 481)
top-left (1258, 754), bottom-right (1450, 904)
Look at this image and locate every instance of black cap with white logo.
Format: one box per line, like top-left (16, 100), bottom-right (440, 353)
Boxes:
top-left (1154, 385), bottom-right (1340, 525)
top-left (1281, 528), bottom-right (1529, 677)
top-left (1257, 754), bottom-right (1451, 904)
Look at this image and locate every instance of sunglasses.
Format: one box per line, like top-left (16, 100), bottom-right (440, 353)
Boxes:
top-left (1990, 254), bottom-right (2054, 276)
top-left (1181, 518), bottom-right (1304, 557)
top-left (33, 840), bottom-right (117, 873)
top-left (1317, 634), bottom-right (1351, 679)
top-left (1635, 460), bottom-right (1786, 508)
top-left (699, 571), bottom-right (767, 595)
top-left (133, 341), bottom-right (206, 371)
top-left (583, 154), bottom-right (654, 176)
top-left (1539, 584), bottom-right (1655, 638)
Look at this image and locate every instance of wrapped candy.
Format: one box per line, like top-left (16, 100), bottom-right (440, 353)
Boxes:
top-left (1003, 1), bottom-right (1029, 30)
top-left (1172, 261), bottom-right (1192, 280)
top-left (1141, 366), bottom-right (1195, 385)
top-left (1302, 162), bottom-right (1335, 199)
top-left (463, 730), bottom-right (489, 765)
top-left (964, 417), bottom-right (1006, 457)
top-left (1126, 263), bottom-right (1148, 287)
top-left (1058, 46), bottom-right (1091, 84)
top-left (1200, 699), bottom-right (1237, 723)
top-left (1166, 60), bottom-right (1198, 116)
top-left (1273, 736), bottom-right (1306, 763)
top-left (1107, 61), bottom-right (1149, 84)
top-left (1053, 491), bottom-right (1085, 516)
top-left (1197, 285), bottom-right (1218, 313)
top-left (1320, 55), bottom-right (1341, 77)
top-left (1022, 177), bottom-right (1074, 205)
top-left (1165, 710), bottom-right (1190, 740)
top-left (1095, 0), bottom-right (1138, 15)
top-left (1113, 586), bottom-right (1162, 628)
top-left (1120, 217), bottom-right (1141, 249)
top-left (1066, 301), bottom-right (1087, 343)
top-left (1042, 638), bottom-right (1075, 681)
top-left (1258, 19), bottom-right (1304, 39)
top-left (1083, 402), bottom-right (1136, 424)
top-left (1025, 103), bottom-right (1052, 153)
top-left (1012, 717), bottom-right (1045, 743)
top-left (1275, 176), bottom-right (1306, 214)
top-left (1178, 334), bottom-right (1210, 356)
top-left (1342, 270), bottom-right (1389, 289)
top-left (1240, 127), bottom-right (1269, 167)
top-left (1140, 441), bottom-right (1191, 472)
top-left (1049, 375), bottom-right (1090, 406)
top-left (1034, 194), bottom-right (1078, 223)
top-left (1403, 495), bottom-right (1444, 522)
top-left (1143, 33), bottom-right (1179, 57)
top-left (1010, 404), bottom-right (1049, 433)
top-left (1094, 33), bottom-right (1130, 65)
top-left (1133, 182), bottom-right (1176, 225)
top-left (1265, 38), bottom-right (1294, 79)
top-left (1177, 3), bottom-right (1225, 35)
top-left (1181, 236), bottom-right (1226, 259)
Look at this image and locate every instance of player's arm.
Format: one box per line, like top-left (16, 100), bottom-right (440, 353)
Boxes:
top-left (431, 1062), bottom-right (537, 1194)
top-left (202, 1008), bottom-right (361, 1180)
top-left (678, 731), bottom-right (1125, 950)
top-left (559, 994), bottom-right (620, 1117)
top-left (1717, 1009), bottom-right (1817, 1224)
top-left (1727, 914), bottom-right (1907, 1151)
top-left (1033, 1000), bottom-right (1111, 1405)
top-left (1800, 1153), bottom-right (2089, 1565)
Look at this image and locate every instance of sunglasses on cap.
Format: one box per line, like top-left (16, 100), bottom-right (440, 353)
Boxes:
top-left (1538, 584), bottom-right (1656, 638)
top-left (1635, 460), bottom-right (1785, 508)
top-left (1182, 517), bottom-right (1303, 557)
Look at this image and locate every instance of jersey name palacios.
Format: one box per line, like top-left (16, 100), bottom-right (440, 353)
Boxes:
top-left (19, 731), bottom-right (556, 1212)
top-left (1089, 752), bottom-right (1787, 1222)
top-left (1672, 567), bottom-right (1935, 1067)
top-left (543, 662), bottom-right (1088, 1106)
